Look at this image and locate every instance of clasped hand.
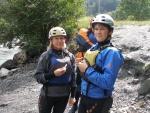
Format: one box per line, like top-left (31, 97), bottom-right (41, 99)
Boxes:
top-left (54, 64), bottom-right (67, 76)
top-left (75, 57), bottom-right (88, 72)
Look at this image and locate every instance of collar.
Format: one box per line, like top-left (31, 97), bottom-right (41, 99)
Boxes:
top-left (98, 40), bottom-right (110, 46)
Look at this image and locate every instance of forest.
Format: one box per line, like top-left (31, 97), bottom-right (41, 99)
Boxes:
top-left (0, 0), bottom-right (150, 52)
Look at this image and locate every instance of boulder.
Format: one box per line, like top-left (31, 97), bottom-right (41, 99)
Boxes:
top-left (13, 50), bottom-right (28, 64)
top-left (137, 78), bottom-right (150, 95)
top-left (0, 68), bottom-right (12, 78)
top-left (0, 59), bottom-right (17, 70)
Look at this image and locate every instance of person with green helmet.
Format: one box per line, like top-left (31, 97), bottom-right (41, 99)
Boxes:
top-left (75, 14), bottom-right (124, 113)
top-left (34, 27), bottom-right (76, 113)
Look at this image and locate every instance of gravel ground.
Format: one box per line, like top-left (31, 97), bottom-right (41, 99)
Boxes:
top-left (0, 63), bottom-right (149, 113)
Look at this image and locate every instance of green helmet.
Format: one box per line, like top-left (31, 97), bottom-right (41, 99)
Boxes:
top-left (49, 27), bottom-right (66, 39)
top-left (92, 14), bottom-right (114, 28)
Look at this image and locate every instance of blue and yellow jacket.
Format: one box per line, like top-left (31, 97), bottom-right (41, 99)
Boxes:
top-left (81, 42), bottom-right (124, 99)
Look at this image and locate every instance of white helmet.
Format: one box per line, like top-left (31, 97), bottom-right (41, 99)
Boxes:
top-left (92, 14), bottom-right (114, 28)
top-left (49, 27), bottom-right (66, 39)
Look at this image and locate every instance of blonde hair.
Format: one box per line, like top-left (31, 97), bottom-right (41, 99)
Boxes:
top-left (47, 43), bottom-right (52, 50)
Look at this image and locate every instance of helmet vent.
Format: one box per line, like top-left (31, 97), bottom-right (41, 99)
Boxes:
top-left (92, 14), bottom-right (114, 28)
top-left (49, 27), bottom-right (67, 38)
top-left (102, 19), bottom-right (106, 21)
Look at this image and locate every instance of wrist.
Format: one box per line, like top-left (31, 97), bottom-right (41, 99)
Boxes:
top-left (44, 72), bottom-right (55, 80)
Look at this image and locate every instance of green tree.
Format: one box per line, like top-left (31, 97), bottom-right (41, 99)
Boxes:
top-left (0, 0), bottom-right (85, 51)
top-left (85, 0), bottom-right (99, 16)
top-left (114, 0), bottom-right (150, 20)
top-left (111, 5), bottom-right (127, 20)
top-left (85, 0), bottom-right (120, 16)
top-left (100, 0), bottom-right (119, 13)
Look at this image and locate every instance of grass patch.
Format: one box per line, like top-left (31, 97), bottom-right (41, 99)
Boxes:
top-left (77, 16), bottom-right (93, 29)
top-left (77, 16), bottom-right (150, 28)
top-left (115, 20), bottom-right (150, 27)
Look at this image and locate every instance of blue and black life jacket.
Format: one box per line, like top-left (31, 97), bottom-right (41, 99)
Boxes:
top-left (47, 49), bottom-right (74, 84)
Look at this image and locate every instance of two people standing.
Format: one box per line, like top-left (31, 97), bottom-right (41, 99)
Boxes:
top-left (34, 14), bottom-right (124, 113)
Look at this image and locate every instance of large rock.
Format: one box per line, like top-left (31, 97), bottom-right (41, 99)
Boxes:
top-left (112, 25), bottom-right (150, 96)
top-left (137, 78), bottom-right (150, 95)
top-left (0, 68), bottom-right (11, 78)
top-left (13, 50), bottom-right (29, 64)
top-left (0, 59), bottom-right (17, 70)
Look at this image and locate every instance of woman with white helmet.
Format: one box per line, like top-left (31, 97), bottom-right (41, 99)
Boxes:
top-left (75, 14), bottom-right (124, 113)
top-left (34, 27), bottom-right (76, 113)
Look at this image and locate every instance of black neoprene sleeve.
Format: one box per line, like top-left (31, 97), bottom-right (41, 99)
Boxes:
top-left (44, 72), bottom-right (55, 80)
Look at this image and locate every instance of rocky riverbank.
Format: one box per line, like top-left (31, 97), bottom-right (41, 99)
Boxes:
top-left (0, 25), bottom-right (150, 113)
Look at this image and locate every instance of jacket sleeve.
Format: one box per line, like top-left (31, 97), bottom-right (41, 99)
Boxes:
top-left (34, 52), bottom-right (55, 84)
top-left (85, 48), bottom-right (124, 90)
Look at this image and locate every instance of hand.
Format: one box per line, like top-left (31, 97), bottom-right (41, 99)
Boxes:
top-left (68, 97), bottom-right (76, 106)
top-left (75, 57), bottom-right (83, 65)
top-left (54, 65), bottom-right (67, 76)
top-left (78, 60), bottom-right (88, 72)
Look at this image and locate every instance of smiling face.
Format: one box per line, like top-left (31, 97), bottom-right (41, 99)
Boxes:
top-left (50, 36), bottom-right (66, 50)
top-left (93, 23), bottom-right (112, 42)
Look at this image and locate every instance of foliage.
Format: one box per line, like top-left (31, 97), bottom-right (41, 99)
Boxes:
top-left (77, 16), bottom-right (150, 28)
top-left (77, 16), bottom-right (93, 30)
top-left (114, 20), bottom-right (150, 27)
top-left (85, 0), bottom-right (98, 16)
top-left (100, 0), bottom-right (120, 13)
top-left (127, 15), bottom-right (135, 21)
top-left (0, 18), bottom-right (14, 43)
top-left (0, 0), bottom-right (85, 51)
top-left (114, 0), bottom-right (150, 20)
top-left (85, 0), bottom-right (120, 16)
top-left (110, 7), bottom-right (127, 20)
